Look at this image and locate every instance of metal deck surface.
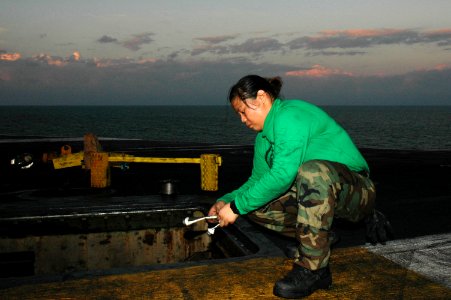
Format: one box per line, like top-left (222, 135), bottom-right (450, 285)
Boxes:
top-left (1, 140), bottom-right (450, 298)
top-left (1, 237), bottom-right (450, 299)
top-left (366, 232), bottom-right (451, 289)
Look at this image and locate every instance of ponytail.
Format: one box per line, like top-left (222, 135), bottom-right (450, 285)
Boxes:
top-left (228, 75), bottom-right (283, 102)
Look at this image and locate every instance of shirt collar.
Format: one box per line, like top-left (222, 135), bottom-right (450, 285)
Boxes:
top-left (261, 98), bottom-right (281, 138)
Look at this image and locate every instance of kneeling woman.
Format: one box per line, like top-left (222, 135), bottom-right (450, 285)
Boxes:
top-left (209, 75), bottom-right (379, 298)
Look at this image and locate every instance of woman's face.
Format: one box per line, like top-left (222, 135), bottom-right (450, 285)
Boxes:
top-left (231, 90), bottom-right (271, 132)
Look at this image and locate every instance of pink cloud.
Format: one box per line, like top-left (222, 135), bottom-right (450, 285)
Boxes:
top-left (138, 57), bottom-right (158, 64)
top-left (0, 52), bottom-right (21, 61)
top-left (285, 64), bottom-right (354, 78)
top-left (71, 51), bottom-right (81, 61)
top-left (432, 64), bottom-right (451, 71)
top-left (417, 63), bottom-right (451, 72)
top-left (92, 58), bottom-right (115, 68)
top-left (28, 51), bottom-right (81, 66)
top-left (319, 28), bottom-right (406, 38)
top-left (32, 53), bottom-right (67, 66)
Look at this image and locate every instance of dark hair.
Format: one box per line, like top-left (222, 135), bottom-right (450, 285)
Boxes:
top-left (228, 75), bottom-right (283, 102)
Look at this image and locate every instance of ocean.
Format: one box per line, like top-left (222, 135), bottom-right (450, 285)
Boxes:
top-left (0, 105), bottom-right (450, 150)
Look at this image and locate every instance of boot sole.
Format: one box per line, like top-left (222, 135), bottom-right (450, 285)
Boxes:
top-left (273, 276), bottom-right (332, 298)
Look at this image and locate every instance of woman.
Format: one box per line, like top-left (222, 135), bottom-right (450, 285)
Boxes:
top-left (209, 75), bottom-right (388, 298)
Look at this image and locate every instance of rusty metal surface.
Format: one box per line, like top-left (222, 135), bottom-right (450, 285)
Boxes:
top-left (0, 217), bottom-right (280, 286)
top-left (1, 226), bottom-right (212, 276)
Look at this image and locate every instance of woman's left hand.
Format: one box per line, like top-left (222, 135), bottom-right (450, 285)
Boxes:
top-left (218, 203), bottom-right (239, 227)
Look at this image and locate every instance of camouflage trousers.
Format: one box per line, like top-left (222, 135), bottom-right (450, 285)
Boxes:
top-left (247, 160), bottom-right (376, 270)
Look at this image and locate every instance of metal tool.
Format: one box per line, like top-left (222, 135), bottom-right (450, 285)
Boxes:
top-left (183, 215), bottom-right (217, 226)
top-left (207, 224), bottom-right (220, 235)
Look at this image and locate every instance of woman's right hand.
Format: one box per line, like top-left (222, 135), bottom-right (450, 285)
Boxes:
top-left (208, 201), bottom-right (225, 222)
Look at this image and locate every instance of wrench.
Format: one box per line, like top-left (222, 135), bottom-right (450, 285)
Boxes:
top-left (183, 215), bottom-right (218, 226)
top-left (207, 224), bottom-right (220, 235)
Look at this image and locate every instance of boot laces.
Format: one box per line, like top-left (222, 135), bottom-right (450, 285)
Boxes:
top-left (284, 265), bottom-right (316, 285)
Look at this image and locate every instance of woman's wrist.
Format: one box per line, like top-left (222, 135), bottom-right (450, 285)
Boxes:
top-left (230, 201), bottom-right (240, 215)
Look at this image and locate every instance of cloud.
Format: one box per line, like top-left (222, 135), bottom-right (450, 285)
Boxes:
top-left (89, 27), bottom-right (451, 63)
top-left (229, 37), bottom-right (283, 53)
top-left (137, 57), bottom-right (158, 64)
top-left (305, 50), bottom-right (366, 56)
top-left (91, 57), bottom-right (135, 68)
top-left (70, 51), bottom-right (81, 61)
top-left (1, 50), bottom-right (450, 106)
top-left (431, 63), bottom-right (451, 71)
top-left (285, 64), bottom-right (354, 78)
top-left (97, 35), bottom-right (118, 43)
top-left (287, 28), bottom-right (451, 50)
top-left (195, 35), bottom-right (238, 45)
top-left (422, 28), bottom-right (451, 46)
top-left (188, 28), bottom-right (451, 59)
top-left (191, 44), bottom-right (227, 56)
top-left (191, 37), bottom-right (283, 56)
top-left (167, 51), bottom-right (180, 60)
top-left (121, 33), bottom-right (154, 51)
top-left (32, 54), bottom-right (67, 66)
top-left (287, 29), bottom-right (413, 49)
top-left (417, 63), bottom-right (451, 72)
top-left (0, 52), bottom-right (21, 61)
top-left (30, 51), bottom-right (82, 66)
top-left (3, 49), bottom-right (153, 69)
top-left (97, 33), bottom-right (156, 51)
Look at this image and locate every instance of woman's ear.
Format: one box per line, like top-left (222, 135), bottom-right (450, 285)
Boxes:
top-left (245, 90), bottom-right (270, 110)
top-left (257, 90), bottom-right (271, 106)
top-left (257, 90), bottom-right (266, 100)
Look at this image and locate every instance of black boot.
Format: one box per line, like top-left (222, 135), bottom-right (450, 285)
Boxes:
top-left (273, 264), bottom-right (332, 298)
top-left (365, 209), bottom-right (394, 245)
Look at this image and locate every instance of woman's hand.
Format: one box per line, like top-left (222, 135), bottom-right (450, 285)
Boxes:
top-left (208, 201), bottom-right (225, 223)
top-left (218, 203), bottom-right (239, 227)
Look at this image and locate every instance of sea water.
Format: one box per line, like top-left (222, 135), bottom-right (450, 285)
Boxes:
top-left (0, 105), bottom-right (449, 150)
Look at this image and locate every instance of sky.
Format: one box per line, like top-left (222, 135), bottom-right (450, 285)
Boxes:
top-left (1, 0), bottom-right (451, 106)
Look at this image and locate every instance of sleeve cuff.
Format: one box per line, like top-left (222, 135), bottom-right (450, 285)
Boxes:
top-left (230, 201), bottom-right (241, 215)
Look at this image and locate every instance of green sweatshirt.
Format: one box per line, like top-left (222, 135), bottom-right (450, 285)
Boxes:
top-left (219, 99), bottom-right (369, 214)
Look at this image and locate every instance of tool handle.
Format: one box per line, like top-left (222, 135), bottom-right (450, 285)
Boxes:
top-left (183, 215), bottom-right (218, 226)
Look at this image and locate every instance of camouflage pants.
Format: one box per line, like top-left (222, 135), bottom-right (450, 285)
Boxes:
top-left (247, 160), bottom-right (376, 270)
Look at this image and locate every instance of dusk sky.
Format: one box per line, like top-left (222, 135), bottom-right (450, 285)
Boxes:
top-left (1, 0), bottom-right (451, 105)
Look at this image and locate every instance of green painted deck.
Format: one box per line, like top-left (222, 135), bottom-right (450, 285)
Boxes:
top-left (1, 247), bottom-right (450, 299)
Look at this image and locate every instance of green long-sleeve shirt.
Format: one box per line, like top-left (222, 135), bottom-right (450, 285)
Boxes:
top-left (219, 99), bottom-right (369, 214)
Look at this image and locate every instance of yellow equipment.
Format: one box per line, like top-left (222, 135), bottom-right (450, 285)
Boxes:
top-left (51, 134), bottom-right (222, 191)
top-left (52, 151), bottom-right (222, 191)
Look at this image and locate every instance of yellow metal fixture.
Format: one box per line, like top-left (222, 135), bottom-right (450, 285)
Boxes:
top-left (53, 152), bottom-right (222, 191)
